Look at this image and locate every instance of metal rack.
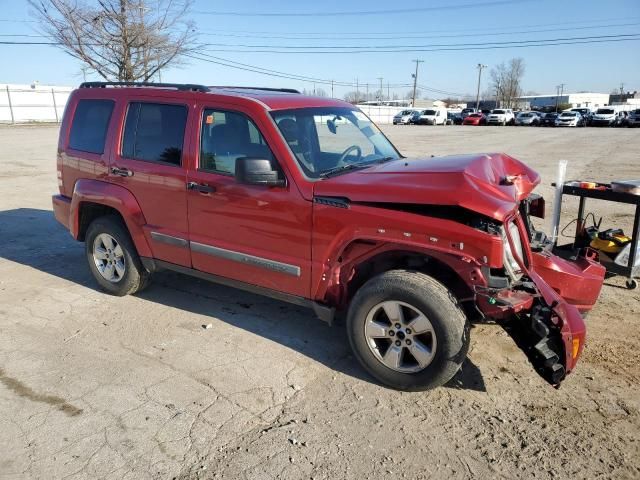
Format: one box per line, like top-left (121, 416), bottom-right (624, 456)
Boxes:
top-left (554, 181), bottom-right (640, 289)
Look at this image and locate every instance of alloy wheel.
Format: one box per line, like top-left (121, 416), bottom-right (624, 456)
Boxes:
top-left (92, 233), bottom-right (126, 283)
top-left (364, 301), bottom-right (437, 373)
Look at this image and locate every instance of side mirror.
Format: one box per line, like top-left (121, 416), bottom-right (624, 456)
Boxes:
top-left (235, 157), bottom-right (286, 187)
top-left (327, 118), bottom-right (337, 134)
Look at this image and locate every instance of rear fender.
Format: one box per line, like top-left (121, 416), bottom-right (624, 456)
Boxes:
top-left (70, 179), bottom-right (152, 257)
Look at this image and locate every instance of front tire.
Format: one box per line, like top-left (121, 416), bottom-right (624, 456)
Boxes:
top-left (85, 215), bottom-right (150, 296)
top-left (346, 270), bottom-right (470, 391)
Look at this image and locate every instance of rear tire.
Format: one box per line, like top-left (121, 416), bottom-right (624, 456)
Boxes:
top-left (85, 215), bottom-right (150, 296)
top-left (346, 270), bottom-right (470, 391)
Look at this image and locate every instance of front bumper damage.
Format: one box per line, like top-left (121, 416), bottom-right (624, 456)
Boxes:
top-left (475, 270), bottom-right (586, 386)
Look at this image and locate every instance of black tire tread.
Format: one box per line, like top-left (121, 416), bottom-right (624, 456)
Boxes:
top-left (347, 269), bottom-right (470, 391)
top-left (85, 215), bottom-right (150, 296)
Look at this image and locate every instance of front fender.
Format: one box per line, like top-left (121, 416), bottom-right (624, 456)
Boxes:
top-left (70, 179), bottom-right (152, 257)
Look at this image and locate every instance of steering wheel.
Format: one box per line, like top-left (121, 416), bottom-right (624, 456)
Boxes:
top-left (337, 145), bottom-right (362, 165)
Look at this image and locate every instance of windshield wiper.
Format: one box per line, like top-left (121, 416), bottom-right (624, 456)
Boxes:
top-left (319, 156), bottom-right (399, 179)
top-left (319, 162), bottom-right (373, 178)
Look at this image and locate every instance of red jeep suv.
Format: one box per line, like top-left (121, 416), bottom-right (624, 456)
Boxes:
top-left (52, 82), bottom-right (604, 390)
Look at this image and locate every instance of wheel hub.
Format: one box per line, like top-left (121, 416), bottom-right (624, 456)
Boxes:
top-left (92, 233), bottom-right (126, 283)
top-left (364, 300), bottom-right (437, 373)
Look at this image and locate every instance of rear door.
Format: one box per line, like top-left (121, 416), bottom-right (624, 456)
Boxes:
top-left (109, 97), bottom-right (193, 266)
top-left (186, 103), bottom-right (312, 298)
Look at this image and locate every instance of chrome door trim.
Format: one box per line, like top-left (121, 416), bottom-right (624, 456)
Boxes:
top-left (150, 231), bottom-right (189, 248)
top-left (190, 241), bottom-right (301, 277)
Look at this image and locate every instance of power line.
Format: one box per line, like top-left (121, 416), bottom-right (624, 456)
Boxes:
top-left (197, 33), bottom-right (640, 50)
top-left (193, 0), bottom-right (531, 17)
top-left (194, 21), bottom-right (640, 41)
top-left (192, 16), bottom-right (640, 35)
top-left (196, 35), bottom-right (640, 54)
top-left (184, 53), bottom-right (467, 97)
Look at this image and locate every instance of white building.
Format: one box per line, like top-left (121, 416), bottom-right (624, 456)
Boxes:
top-left (516, 92), bottom-right (610, 110)
top-left (0, 83), bottom-right (72, 123)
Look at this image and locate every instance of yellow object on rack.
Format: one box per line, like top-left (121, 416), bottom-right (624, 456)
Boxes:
top-left (590, 230), bottom-right (632, 254)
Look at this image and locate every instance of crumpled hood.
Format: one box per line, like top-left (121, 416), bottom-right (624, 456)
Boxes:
top-left (313, 153), bottom-right (540, 221)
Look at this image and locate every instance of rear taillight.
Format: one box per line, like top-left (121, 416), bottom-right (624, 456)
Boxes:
top-left (56, 152), bottom-right (64, 194)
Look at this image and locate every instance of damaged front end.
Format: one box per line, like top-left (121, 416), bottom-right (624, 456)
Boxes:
top-left (475, 212), bottom-right (587, 386)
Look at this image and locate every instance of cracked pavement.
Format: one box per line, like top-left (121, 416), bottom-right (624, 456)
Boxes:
top-left (0, 125), bottom-right (639, 479)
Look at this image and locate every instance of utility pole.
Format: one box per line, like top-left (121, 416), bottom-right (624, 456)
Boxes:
top-left (475, 63), bottom-right (487, 110)
top-left (387, 82), bottom-right (390, 102)
top-left (555, 83), bottom-right (565, 112)
top-left (377, 77), bottom-right (383, 100)
top-left (411, 59), bottom-right (424, 107)
top-left (620, 82), bottom-right (625, 97)
top-left (356, 78), bottom-right (359, 103)
top-left (331, 80), bottom-right (334, 98)
top-left (366, 83), bottom-right (369, 100)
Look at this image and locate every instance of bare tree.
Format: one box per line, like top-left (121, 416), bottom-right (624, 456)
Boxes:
top-left (29, 0), bottom-right (197, 82)
top-left (489, 58), bottom-right (525, 108)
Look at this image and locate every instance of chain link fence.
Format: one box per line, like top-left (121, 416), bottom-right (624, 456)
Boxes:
top-left (0, 84), bottom-right (73, 124)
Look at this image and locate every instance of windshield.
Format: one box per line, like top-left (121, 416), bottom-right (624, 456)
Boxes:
top-left (271, 107), bottom-right (400, 178)
top-left (468, 113), bottom-right (482, 118)
top-left (492, 110), bottom-right (505, 114)
top-left (423, 110), bottom-right (437, 115)
top-left (561, 113), bottom-right (576, 117)
top-left (597, 109), bottom-right (614, 114)
top-left (519, 113), bottom-right (532, 117)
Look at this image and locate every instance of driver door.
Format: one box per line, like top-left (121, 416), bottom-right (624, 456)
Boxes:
top-left (186, 104), bottom-right (312, 298)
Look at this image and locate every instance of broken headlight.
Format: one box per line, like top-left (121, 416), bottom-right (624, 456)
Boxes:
top-left (502, 221), bottom-right (525, 282)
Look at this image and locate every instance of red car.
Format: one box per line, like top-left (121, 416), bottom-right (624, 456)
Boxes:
top-left (462, 113), bottom-right (486, 125)
top-left (52, 82), bottom-right (604, 390)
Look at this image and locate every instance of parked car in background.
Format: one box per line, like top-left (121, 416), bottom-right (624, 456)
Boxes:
top-left (393, 109), bottom-right (418, 125)
top-left (627, 109), bottom-right (640, 127)
top-left (446, 112), bottom-right (463, 125)
top-left (570, 108), bottom-right (593, 125)
top-left (555, 111), bottom-right (586, 127)
top-left (460, 107), bottom-right (477, 118)
top-left (411, 108), bottom-right (448, 125)
top-left (462, 112), bottom-right (486, 125)
top-left (487, 108), bottom-right (515, 126)
top-left (540, 112), bottom-right (558, 127)
top-left (515, 111), bottom-right (542, 126)
top-left (591, 108), bottom-right (620, 127)
top-left (613, 111), bottom-right (629, 127)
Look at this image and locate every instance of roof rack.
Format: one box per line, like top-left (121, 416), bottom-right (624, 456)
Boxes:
top-left (79, 81), bottom-right (210, 92)
top-left (209, 86), bottom-right (301, 94)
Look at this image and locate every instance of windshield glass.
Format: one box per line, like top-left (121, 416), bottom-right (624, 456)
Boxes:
top-left (561, 113), bottom-right (576, 117)
top-left (468, 113), bottom-right (482, 118)
top-left (271, 107), bottom-right (400, 178)
top-left (597, 109), bottom-right (614, 114)
top-left (492, 110), bottom-right (505, 114)
top-left (423, 110), bottom-right (437, 115)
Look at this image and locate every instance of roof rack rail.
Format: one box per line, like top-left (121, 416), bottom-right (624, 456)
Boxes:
top-left (210, 86), bottom-right (300, 94)
top-left (79, 81), bottom-right (210, 92)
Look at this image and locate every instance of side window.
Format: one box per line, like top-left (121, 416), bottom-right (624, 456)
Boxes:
top-left (122, 102), bottom-right (187, 166)
top-left (68, 99), bottom-right (114, 154)
top-left (199, 109), bottom-right (274, 175)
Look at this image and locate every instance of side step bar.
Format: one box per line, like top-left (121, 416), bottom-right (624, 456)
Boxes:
top-left (140, 257), bottom-right (336, 325)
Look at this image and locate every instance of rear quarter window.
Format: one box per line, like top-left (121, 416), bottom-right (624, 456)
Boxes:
top-left (68, 99), bottom-right (114, 154)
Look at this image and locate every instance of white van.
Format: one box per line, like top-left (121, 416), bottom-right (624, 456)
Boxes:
top-left (412, 107), bottom-right (448, 125)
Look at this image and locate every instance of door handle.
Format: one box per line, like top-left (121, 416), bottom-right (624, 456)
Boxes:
top-left (187, 181), bottom-right (216, 194)
top-left (111, 167), bottom-right (134, 177)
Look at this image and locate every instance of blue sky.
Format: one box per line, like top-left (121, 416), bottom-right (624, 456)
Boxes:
top-left (1, 0), bottom-right (639, 99)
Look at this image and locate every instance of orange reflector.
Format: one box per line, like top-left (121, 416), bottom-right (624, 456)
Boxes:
top-left (572, 338), bottom-right (580, 359)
